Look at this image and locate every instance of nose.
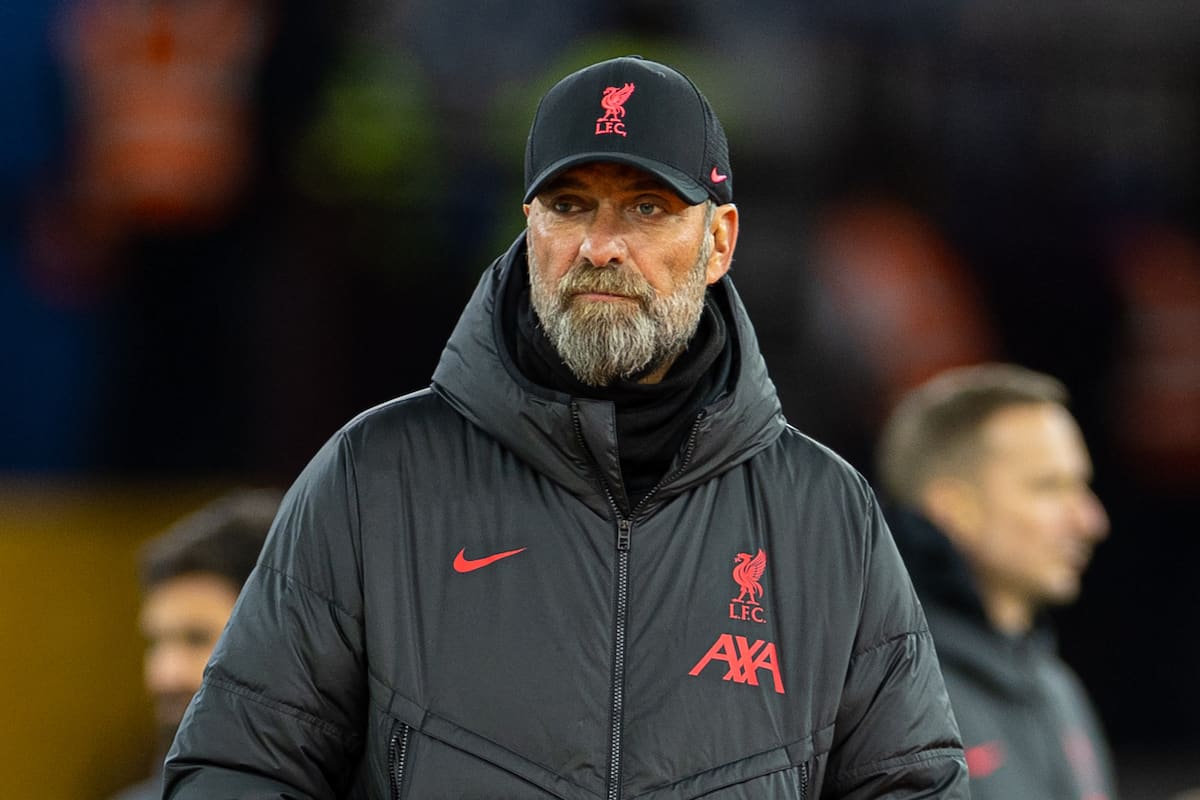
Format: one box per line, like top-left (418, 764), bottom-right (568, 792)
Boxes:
top-left (578, 205), bottom-right (627, 267)
top-left (1075, 488), bottom-right (1110, 543)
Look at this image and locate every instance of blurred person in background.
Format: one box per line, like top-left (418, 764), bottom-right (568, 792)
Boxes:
top-left (162, 56), bottom-right (967, 798)
top-left (876, 362), bottom-right (1117, 799)
top-left (110, 488), bottom-right (280, 800)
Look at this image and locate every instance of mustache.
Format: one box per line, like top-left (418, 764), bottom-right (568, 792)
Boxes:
top-left (558, 263), bottom-right (655, 307)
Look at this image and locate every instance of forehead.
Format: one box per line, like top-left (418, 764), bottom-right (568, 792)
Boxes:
top-left (140, 573), bottom-right (240, 630)
top-left (538, 162), bottom-right (686, 200)
top-left (980, 403), bottom-right (1090, 472)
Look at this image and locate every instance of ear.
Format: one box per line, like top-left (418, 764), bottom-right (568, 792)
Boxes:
top-left (523, 203), bottom-right (532, 219)
top-left (705, 203), bottom-right (738, 285)
top-left (921, 476), bottom-right (984, 550)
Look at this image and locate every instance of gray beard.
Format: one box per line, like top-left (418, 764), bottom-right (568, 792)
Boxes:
top-left (528, 237), bottom-right (712, 387)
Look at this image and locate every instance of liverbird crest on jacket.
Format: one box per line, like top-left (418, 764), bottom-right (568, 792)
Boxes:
top-left (732, 549), bottom-right (767, 605)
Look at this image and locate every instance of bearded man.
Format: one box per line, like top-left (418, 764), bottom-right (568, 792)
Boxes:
top-left (164, 55), bottom-right (967, 799)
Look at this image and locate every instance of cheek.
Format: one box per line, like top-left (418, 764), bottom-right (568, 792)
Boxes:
top-left (639, 244), bottom-right (695, 295)
top-left (974, 505), bottom-right (1037, 564)
top-left (528, 231), bottom-right (576, 284)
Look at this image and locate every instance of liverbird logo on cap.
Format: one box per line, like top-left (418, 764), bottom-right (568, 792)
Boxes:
top-left (595, 82), bottom-right (635, 137)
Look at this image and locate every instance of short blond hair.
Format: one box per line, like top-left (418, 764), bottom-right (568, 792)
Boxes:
top-left (876, 363), bottom-right (1068, 508)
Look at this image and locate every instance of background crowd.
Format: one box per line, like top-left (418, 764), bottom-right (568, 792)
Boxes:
top-left (2, 1), bottom-right (1198, 798)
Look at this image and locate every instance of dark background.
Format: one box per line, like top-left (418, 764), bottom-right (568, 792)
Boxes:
top-left (3, 2), bottom-right (1198, 796)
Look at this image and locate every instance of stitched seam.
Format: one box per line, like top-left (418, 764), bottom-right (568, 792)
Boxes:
top-left (340, 429), bottom-right (367, 605)
top-left (849, 629), bottom-right (931, 664)
top-left (652, 724), bottom-right (832, 795)
top-left (257, 562), bottom-right (363, 625)
top-left (832, 746), bottom-right (964, 786)
top-left (207, 674), bottom-right (362, 746)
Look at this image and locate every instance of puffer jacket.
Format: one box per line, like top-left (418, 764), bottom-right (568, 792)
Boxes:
top-left (888, 507), bottom-right (1117, 799)
top-left (164, 235), bottom-right (967, 799)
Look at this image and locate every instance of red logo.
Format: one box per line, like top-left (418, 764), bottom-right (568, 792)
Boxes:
top-left (595, 83), bottom-right (635, 137)
top-left (689, 633), bottom-right (785, 694)
top-left (1062, 729), bottom-right (1108, 799)
top-left (729, 549), bottom-right (767, 623)
top-left (710, 167), bottom-right (728, 184)
top-left (452, 547), bottom-right (527, 573)
top-left (964, 741), bottom-right (1005, 778)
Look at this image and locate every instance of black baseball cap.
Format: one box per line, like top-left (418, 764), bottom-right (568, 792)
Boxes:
top-left (524, 56), bottom-right (733, 206)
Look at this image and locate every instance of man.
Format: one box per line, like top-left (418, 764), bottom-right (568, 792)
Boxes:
top-left (165, 56), bottom-right (967, 798)
top-left (110, 489), bottom-right (280, 800)
top-left (876, 363), bottom-right (1118, 799)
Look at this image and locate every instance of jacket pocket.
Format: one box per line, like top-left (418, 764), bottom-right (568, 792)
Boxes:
top-left (377, 710), bottom-right (586, 799)
top-left (707, 763), bottom-right (808, 799)
top-left (388, 721), bottom-right (411, 800)
top-left (637, 760), bottom-right (810, 799)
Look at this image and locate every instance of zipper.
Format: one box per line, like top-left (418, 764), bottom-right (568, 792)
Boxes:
top-left (631, 412), bottom-right (704, 515)
top-left (389, 723), bottom-right (411, 800)
top-left (608, 520), bottom-right (631, 800)
top-left (571, 406), bottom-right (706, 800)
top-left (798, 762), bottom-right (809, 799)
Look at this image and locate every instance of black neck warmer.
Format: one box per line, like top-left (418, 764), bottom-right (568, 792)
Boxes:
top-left (514, 282), bottom-right (731, 506)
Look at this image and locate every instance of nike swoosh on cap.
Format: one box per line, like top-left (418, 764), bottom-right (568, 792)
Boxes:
top-left (453, 546), bottom-right (528, 573)
top-left (710, 166), bottom-right (728, 183)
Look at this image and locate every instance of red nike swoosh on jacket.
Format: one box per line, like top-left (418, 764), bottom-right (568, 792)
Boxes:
top-left (453, 547), bottom-right (528, 573)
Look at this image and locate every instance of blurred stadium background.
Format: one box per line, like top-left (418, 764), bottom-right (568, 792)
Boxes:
top-left (2, 2), bottom-right (1198, 797)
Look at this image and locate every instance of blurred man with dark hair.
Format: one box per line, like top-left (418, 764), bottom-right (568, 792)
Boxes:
top-left (110, 488), bottom-right (280, 800)
top-left (877, 363), bottom-right (1118, 799)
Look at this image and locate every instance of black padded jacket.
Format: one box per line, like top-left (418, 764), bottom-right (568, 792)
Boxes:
top-left (888, 507), bottom-right (1116, 799)
top-left (164, 235), bottom-right (968, 799)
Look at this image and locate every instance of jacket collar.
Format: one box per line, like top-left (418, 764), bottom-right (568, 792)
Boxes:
top-left (431, 233), bottom-right (785, 514)
top-left (888, 506), bottom-right (1060, 694)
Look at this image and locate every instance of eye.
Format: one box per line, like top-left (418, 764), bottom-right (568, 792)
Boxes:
top-left (183, 628), bottom-right (217, 649)
top-left (542, 193), bottom-right (586, 214)
top-left (634, 200), bottom-right (663, 216)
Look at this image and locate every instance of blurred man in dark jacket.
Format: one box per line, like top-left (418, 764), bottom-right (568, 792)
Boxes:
top-left (877, 362), bottom-right (1117, 799)
top-left (110, 489), bottom-right (279, 800)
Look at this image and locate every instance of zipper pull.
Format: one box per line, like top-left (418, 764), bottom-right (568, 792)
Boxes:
top-left (617, 518), bottom-right (632, 551)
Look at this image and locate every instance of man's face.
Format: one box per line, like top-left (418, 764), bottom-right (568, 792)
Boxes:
top-left (139, 573), bottom-right (240, 748)
top-left (523, 162), bottom-right (736, 386)
top-left (964, 403), bottom-right (1109, 614)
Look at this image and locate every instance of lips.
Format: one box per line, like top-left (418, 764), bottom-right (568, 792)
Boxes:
top-left (572, 290), bottom-right (636, 301)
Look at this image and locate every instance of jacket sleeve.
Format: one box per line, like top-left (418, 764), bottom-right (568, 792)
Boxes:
top-left (823, 489), bottom-right (970, 799)
top-left (164, 431), bottom-right (368, 799)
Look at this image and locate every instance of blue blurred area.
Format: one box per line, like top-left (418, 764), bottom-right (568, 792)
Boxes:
top-left (0, 0), bottom-right (101, 471)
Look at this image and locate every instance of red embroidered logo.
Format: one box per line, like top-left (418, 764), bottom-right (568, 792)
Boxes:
top-left (1062, 729), bottom-right (1108, 799)
top-left (595, 83), bottom-right (635, 137)
top-left (710, 166), bottom-right (728, 184)
top-left (964, 740), bottom-right (1005, 778)
top-left (729, 549), bottom-right (767, 623)
top-left (452, 547), bottom-right (527, 573)
top-left (688, 633), bottom-right (785, 694)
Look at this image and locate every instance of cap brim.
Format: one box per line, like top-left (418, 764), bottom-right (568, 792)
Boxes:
top-left (523, 153), bottom-right (710, 205)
